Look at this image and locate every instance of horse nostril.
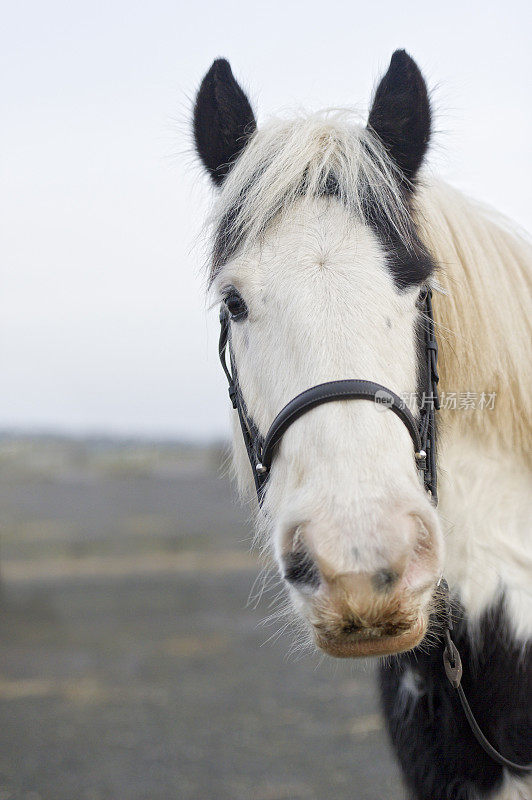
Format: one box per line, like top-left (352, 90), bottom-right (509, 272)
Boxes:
top-left (283, 548), bottom-right (320, 590)
top-left (371, 568), bottom-right (399, 593)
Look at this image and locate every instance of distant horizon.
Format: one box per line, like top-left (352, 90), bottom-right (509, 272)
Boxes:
top-left (0, 426), bottom-right (229, 446)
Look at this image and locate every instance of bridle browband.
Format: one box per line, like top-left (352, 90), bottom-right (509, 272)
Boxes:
top-left (217, 283), bottom-right (531, 774)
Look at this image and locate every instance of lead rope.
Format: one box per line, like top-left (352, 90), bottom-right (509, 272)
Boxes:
top-left (439, 583), bottom-right (532, 772)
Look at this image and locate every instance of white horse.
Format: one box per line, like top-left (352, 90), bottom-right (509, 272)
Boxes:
top-left (192, 51), bottom-right (531, 799)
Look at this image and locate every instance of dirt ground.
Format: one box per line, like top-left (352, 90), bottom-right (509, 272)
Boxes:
top-left (0, 437), bottom-right (403, 800)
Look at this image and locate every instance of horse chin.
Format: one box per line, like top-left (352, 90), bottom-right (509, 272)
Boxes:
top-left (314, 614), bottom-right (427, 659)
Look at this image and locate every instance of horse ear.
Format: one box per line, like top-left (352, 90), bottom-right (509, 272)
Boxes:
top-left (368, 50), bottom-right (431, 184)
top-left (193, 59), bottom-right (256, 187)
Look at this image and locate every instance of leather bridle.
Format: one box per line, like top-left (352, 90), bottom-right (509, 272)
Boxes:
top-left (219, 286), bottom-right (438, 504)
top-left (217, 283), bottom-right (531, 773)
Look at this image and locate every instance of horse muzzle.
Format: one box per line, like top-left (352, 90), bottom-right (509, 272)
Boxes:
top-left (314, 613), bottom-right (427, 658)
top-left (281, 508), bottom-right (441, 658)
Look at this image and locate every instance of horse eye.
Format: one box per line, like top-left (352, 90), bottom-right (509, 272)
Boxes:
top-left (223, 289), bottom-right (248, 321)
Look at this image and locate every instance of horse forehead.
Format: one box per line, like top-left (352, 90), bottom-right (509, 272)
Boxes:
top-left (235, 199), bottom-right (396, 294)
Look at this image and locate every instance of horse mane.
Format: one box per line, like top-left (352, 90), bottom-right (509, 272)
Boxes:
top-left (413, 180), bottom-right (532, 465)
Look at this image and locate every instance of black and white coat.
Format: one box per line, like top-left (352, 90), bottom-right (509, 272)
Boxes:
top-left (192, 51), bottom-right (532, 800)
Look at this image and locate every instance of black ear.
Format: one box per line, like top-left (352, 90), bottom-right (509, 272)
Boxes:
top-left (193, 59), bottom-right (256, 186)
top-left (368, 50), bottom-right (431, 184)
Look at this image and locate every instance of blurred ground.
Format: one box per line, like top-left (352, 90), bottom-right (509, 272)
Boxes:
top-left (0, 436), bottom-right (403, 800)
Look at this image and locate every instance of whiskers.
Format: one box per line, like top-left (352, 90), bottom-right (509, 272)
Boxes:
top-left (246, 566), bottom-right (280, 610)
top-left (246, 559), bottom-right (315, 660)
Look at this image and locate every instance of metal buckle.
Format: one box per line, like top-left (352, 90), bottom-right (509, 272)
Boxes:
top-left (443, 633), bottom-right (463, 688)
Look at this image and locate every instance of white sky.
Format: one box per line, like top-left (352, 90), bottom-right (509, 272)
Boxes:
top-left (1, 0), bottom-right (530, 440)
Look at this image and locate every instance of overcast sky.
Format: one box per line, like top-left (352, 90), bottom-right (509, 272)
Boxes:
top-left (1, 0), bottom-right (530, 440)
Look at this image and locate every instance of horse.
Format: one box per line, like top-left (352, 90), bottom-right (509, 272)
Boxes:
top-left (191, 51), bottom-right (531, 800)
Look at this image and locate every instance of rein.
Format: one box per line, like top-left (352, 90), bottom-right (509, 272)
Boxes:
top-left (218, 284), bottom-right (531, 774)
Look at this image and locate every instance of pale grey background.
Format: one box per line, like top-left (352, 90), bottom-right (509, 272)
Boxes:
top-left (0, 7), bottom-right (530, 797)
top-left (1, 0), bottom-right (530, 439)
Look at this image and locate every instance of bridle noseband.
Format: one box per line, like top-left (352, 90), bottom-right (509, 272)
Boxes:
top-left (217, 283), bottom-right (531, 774)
